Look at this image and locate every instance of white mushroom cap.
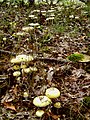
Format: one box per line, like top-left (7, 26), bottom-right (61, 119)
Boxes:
top-left (15, 32), bottom-right (27, 36)
top-left (33, 96), bottom-right (52, 107)
top-left (22, 26), bottom-right (34, 32)
top-left (11, 58), bottom-right (21, 63)
top-left (29, 23), bottom-right (39, 27)
top-left (46, 17), bottom-right (54, 21)
top-left (29, 67), bottom-right (38, 72)
top-left (23, 68), bottom-right (31, 73)
top-left (28, 15), bottom-right (35, 18)
top-left (45, 87), bottom-right (60, 99)
top-left (11, 54), bottom-right (34, 63)
top-left (13, 71), bottom-right (21, 77)
top-left (35, 110), bottom-right (45, 117)
top-left (16, 54), bottom-right (28, 62)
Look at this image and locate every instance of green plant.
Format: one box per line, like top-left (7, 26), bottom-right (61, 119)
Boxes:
top-left (67, 53), bottom-right (84, 62)
top-left (83, 96), bottom-right (90, 108)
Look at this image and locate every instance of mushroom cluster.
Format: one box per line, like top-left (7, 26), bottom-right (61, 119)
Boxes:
top-left (33, 87), bottom-right (61, 117)
top-left (10, 54), bottom-right (37, 79)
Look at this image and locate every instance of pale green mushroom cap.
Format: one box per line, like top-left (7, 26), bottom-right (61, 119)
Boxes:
top-left (54, 102), bottom-right (61, 108)
top-left (23, 92), bottom-right (29, 98)
top-left (45, 87), bottom-right (60, 99)
top-left (35, 110), bottom-right (45, 117)
top-left (33, 96), bottom-right (52, 107)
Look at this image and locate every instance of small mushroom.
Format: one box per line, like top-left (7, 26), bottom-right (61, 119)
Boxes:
top-left (23, 68), bottom-right (31, 73)
top-left (54, 102), bottom-right (61, 108)
top-left (35, 110), bottom-right (45, 117)
top-left (33, 96), bottom-right (52, 107)
top-left (46, 17), bottom-right (54, 21)
top-left (13, 71), bottom-right (21, 77)
top-left (53, 102), bottom-right (61, 115)
top-left (29, 67), bottom-right (38, 72)
top-left (28, 15), bottom-right (35, 18)
top-left (15, 32), bottom-right (27, 36)
top-left (22, 26), bottom-right (34, 32)
top-left (23, 92), bottom-right (29, 101)
top-left (20, 64), bottom-right (27, 69)
top-left (28, 23), bottom-right (40, 27)
top-left (45, 87), bottom-right (60, 99)
top-left (13, 65), bottom-right (20, 70)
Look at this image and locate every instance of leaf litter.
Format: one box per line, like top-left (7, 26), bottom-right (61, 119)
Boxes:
top-left (0, 1), bottom-right (90, 120)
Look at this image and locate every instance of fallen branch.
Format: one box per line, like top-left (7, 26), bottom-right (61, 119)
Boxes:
top-left (0, 49), bottom-right (69, 63)
top-left (35, 57), bottom-right (69, 64)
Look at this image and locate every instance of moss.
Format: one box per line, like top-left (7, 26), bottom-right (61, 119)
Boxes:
top-left (67, 53), bottom-right (84, 62)
top-left (83, 96), bottom-right (90, 108)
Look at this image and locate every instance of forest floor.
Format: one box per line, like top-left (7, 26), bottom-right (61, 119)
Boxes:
top-left (0, 1), bottom-right (90, 120)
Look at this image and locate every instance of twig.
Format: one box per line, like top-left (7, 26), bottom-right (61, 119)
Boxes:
top-left (0, 49), bottom-right (16, 55)
top-left (35, 57), bottom-right (69, 64)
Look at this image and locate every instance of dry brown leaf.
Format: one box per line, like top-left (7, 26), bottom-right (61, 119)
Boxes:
top-left (47, 110), bottom-right (60, 120)
top-left (4, 102), bottom-right (16, 111)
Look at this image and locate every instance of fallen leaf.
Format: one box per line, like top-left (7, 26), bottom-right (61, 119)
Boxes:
top-left (4, 102), bottom-right (16, 111)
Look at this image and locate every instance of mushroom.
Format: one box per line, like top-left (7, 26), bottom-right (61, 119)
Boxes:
top-left (45, 87), bottom-right (60, 99)
top-left (22, 26), bottom-right (34, 32)
top-left (13, 71), bottom-right (21, 77)
top-left (54, 102), bottom-right (61, 108)
top-left (33, 96), bottom-right (52, 107)
top-left (53, 102), bottom-right (61, 115)
top-left (15, 32), bottom-right (27, 36)
top-left (29, 67), bottom-right (38, 72)
top-left (23, 68), bottom-right (31, 73)
top-left (23, 92), bottom-right (29, 101)
top-left (35, 110), bottom-right (45, 117)
top-left (28, 15), bottom-right (35, 18)
top-left (16, 54), bottom-right (29, 62)
top-left (13, 65), bottom-right (20, 70)
top-left (11, 54), bottom-right (34, 63)
top-left (22, 67), bottom-right (38, 74)
top-left (11, 58), bottom-right (21, 63)
top-left (28, 23), bottom-right (40, 27)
